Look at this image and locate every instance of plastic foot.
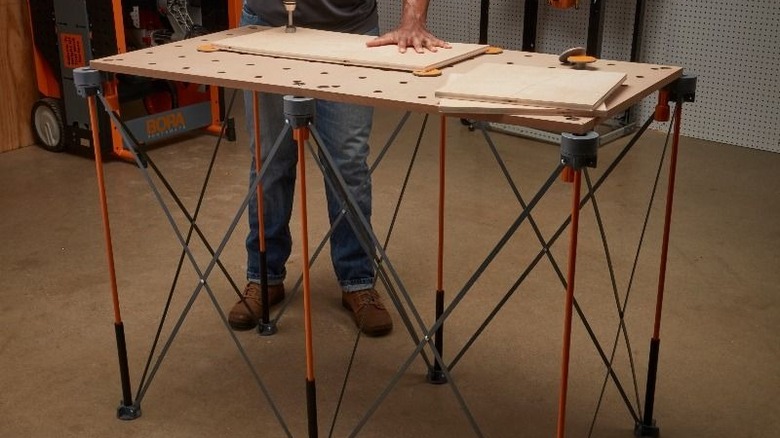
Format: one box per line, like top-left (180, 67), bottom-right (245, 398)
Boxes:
top-left (258, 321), bottom-right (278, 336)
top-left (635, 420), bottom-right (660, 437)
top-left (116, 403), bottom-right (141, 420)
top-left (426, 367), bottom-right (448, 384)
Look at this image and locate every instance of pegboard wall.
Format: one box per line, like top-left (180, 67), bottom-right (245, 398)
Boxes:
top-left (379, 0), bottom-right (780, 153)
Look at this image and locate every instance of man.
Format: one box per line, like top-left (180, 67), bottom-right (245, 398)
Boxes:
top-left (228, 0), bottom-right (448, 336)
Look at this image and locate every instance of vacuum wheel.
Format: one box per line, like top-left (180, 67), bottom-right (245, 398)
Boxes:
top-left (31, 98), bottom-right (66, 152)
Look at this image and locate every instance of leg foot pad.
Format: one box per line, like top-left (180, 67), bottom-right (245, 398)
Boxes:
top-left (426, 368), bottom-right (448, 385)
top-left (635, 421), bottom-right (659, 437)
top-left (258, 322), bottom-right (278, 336)
top-left (117, 403), bottom-right (141, 420)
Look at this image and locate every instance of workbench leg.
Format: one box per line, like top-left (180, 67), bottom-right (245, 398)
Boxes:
top-left (555, 131), bottom-right (599, 438)
top-left (428, 115), bottom-right (447, 384)
top-left (636, 75), bottom-right (696, 437)
top-left (251, 91), bottom-right (276, 336)
top-left (284, 95), bottom-right (319, 438)
top-left (74, 66), bottom-right (141, 420)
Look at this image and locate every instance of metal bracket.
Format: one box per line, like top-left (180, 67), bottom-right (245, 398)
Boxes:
top-left (560, 131), bottom-right (599, 170)
top-left (283, 95), bottom-right (315, 128)
top-left (668, 74), bottom-right (697, 103)
top-left (73, 66), bottom-right (102, 97)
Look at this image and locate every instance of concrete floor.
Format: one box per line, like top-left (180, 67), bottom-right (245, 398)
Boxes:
top-left (1, 105), bottom-right (778, 438)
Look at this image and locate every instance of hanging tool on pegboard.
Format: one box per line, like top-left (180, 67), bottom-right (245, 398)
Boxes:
top-left (156, 0), bottom-right (209, 41)
top-left (548, 0), bottom-right (579, 9)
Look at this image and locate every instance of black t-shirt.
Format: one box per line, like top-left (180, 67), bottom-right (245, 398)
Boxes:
top-left (244, 0), bottom-right (379, 34)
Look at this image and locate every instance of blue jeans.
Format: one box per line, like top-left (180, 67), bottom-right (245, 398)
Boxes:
top-left (241, 7), bottom-right (376, 292)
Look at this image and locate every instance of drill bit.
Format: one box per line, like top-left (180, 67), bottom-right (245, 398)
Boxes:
top-left (283, 0), bottom-right (296, 33)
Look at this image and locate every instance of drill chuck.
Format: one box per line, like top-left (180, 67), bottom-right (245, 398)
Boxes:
top-left (283, 0), bottom-right (296, 32)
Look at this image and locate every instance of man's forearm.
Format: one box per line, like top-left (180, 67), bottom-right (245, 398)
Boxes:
top-left (401, 0), bottom-right (431, 25)
top-left (367, 0), bottom-right (447, 52)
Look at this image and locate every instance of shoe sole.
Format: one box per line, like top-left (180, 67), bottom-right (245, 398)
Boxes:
top-left (229, 320), bottom-right (258, 331)
top-left (363, 324), bottom-right (392, 337)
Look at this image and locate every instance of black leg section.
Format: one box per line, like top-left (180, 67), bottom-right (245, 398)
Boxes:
top-left (635, 338), bottom-right (660, 436)
top-left (427, 289), bottom-right (447, 384)
top-left (115, 322), bottom-right (141, 420)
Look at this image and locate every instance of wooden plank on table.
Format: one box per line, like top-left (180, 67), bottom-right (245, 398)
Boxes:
top-left (435, 63), bottom-right (627, 111)
top-left (0, 0), bottom-right (38, 152)
top-left (437, 98), bottom-right (608, 116)
top-left (212, 26), bottom-right (489, 72)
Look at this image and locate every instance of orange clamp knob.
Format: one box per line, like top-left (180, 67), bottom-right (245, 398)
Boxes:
top-left (548, 0), bottom-right (579, 9)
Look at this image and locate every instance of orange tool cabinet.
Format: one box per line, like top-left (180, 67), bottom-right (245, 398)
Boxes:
top-left (26, 0), bottom-right (241, 160)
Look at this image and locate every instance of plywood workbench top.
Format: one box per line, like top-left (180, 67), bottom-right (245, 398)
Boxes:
top-left (90, 26), bottom-right (682, 134)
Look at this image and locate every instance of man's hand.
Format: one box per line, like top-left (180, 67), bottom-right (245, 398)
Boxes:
top-left (366, 23), bottom-right (450, 53)
top-left (366, 0), bottom-right (450, 53)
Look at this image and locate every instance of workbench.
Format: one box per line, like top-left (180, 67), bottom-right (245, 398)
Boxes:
top-left (82, 25), bottom-right (690, 438)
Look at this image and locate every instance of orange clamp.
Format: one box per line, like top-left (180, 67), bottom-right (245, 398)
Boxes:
top-left (549, 0), bottom-right (579, 9)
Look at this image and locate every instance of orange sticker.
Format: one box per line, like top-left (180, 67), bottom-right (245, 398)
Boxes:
top-left (59, 33), bottom-right (86, 69)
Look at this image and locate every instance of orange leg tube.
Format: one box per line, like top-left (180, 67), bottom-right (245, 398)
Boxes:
top-left (252, 92), bottom-right (274, 333)
top-left (639, 99), bottom-right (683, 434)
top-left (88, 94), bottom-right (138, 418)
top-left (295, 126), bottom-right (318, 437)
top-left (652, 102), bottom-right (681, 341)
top-left (556, 167), bottom-right (582, 438)
top-left (205, 86), bottom-right (224, 136)
top-left (429, 115), bottom-right (447, 384)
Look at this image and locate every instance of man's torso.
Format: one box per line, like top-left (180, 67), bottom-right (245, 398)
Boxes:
top-left (244, 0), bottom-right (379, 33)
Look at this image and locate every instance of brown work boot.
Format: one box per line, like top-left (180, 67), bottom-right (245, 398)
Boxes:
top-left (342, 289), bottom-right (393, 336)
top-left (228, 282), bottom-right (285, 330)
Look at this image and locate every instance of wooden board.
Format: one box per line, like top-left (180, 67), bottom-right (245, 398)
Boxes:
top-left (212, 26), bottom-right (489, 72)
top-left (435, 64), bottom-right (627, 111)
top-left (0, 0), bottom-right (38, 152)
